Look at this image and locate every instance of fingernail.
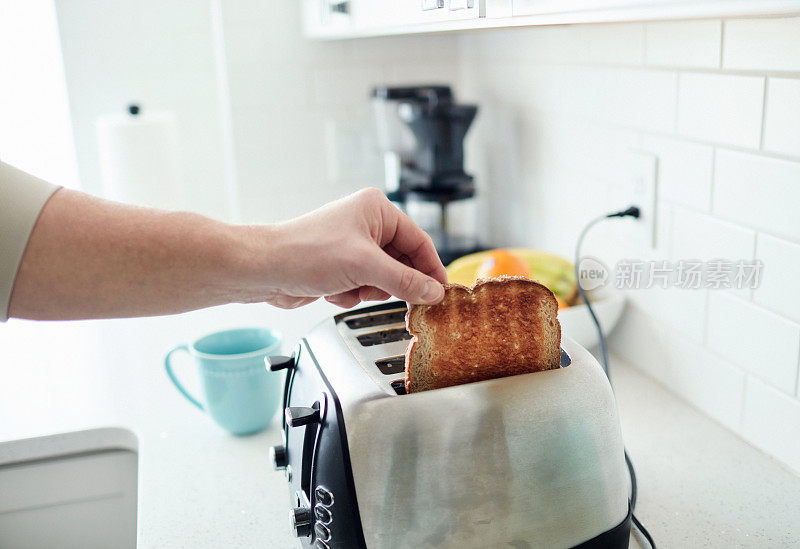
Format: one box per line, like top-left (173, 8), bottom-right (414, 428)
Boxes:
top-left (422, 281), bottom-right (443, 303)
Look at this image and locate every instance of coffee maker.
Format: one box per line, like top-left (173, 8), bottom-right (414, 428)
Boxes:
top-left (371, 85), bottom-right (483, 265)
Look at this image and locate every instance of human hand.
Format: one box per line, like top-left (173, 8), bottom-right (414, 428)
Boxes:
top-left (235, 188), bottom-right (447, 309)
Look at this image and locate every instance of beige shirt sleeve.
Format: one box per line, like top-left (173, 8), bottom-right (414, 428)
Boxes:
top-left (0, 161), bottom-right (61, 321)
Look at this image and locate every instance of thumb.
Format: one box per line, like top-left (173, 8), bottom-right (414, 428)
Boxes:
top-left (367, 251), bottom-right (444, 305)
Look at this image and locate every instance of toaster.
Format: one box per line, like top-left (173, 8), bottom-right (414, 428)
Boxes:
top-left (268, 302), bottom-right (631, 549)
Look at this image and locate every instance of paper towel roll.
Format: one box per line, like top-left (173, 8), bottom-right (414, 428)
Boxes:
top-left (96, 108), bottom-right (183, 209)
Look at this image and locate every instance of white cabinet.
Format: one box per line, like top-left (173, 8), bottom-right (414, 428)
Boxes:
top-left (303, 0), bottom-right (485, 38)
top-left (509, 0), bottom-right (800, 19)
top-left (303, 0), bottom-right (800, 38)
top-left (303, 0), bottom-right (356, 37)
top-left (513, 0), bottom-right (676, 16)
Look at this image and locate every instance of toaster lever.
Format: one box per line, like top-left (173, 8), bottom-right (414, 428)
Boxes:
top-left (285, 405), bottom-right (320, 427)
top-left (290, 506), bottom-right (313, 538)
top-left (270, 444), bottom-right (288, 470)
top-left (267, 355), bottom-right (295, 371)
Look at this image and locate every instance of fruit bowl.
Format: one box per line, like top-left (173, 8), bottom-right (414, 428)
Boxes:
top-left (447, 249), bottom-right (577, 301)
top-left (558, 284), bottom-right (626, 349)
top-left (446, 249), bottom-right (626, 349)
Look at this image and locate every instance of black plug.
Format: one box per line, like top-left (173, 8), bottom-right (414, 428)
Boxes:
top-left (607, 206), bottom-right (640, 219)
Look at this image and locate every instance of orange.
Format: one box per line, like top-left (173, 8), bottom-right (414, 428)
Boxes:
top-left (555, 296), bottom-right (569, 310)
top-left (475, 249), bottom-right (532, 279)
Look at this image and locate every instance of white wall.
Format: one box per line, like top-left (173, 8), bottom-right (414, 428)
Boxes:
top-left (218, 1), bottom-right (461, 222)
top-left (0, 0), bottom-right (78, 188)
top-left (54, 0), bottom-right (231, 218)
top-left (54, 0), bottom-right (461, 224)
top-left (459, 18), bottom-right (800, 474)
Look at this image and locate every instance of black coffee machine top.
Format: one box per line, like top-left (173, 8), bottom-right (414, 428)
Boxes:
top-left (371, 85), bottom-right (482, 264)
top-left (371, 85), bottom-right (453, 103)
top-left (398, 100), bottom-right (477, 197)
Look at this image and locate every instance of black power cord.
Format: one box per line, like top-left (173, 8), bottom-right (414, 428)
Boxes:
top-left (574, 206), bottom-right (657, 549)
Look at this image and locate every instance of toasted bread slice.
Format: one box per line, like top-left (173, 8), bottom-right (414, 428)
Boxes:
top-left (404, 276), bottom-right (561, 393)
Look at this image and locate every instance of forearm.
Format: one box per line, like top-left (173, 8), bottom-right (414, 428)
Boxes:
top-left (8, 189), bottom-right (260, 320)
top-left (7, 186), bottom-right (445, 320)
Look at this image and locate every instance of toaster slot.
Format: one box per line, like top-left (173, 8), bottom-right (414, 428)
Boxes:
top-left (375, 356), bottom-right (405, 375)
top-left (345, 309), bottom-right (406, 329)
top-left (356, 328), bottom-right (411, 347)
top-left (390, 380), bottom-right (407, 395)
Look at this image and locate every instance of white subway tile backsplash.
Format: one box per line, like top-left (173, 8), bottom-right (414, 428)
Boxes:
top-left (656, 201), bottom-right (673, 259)
top-left (586, 23), bottom-right (644, 66)
top-left (536, 118), bottom-right (640, 183)
top-left (349, 34), bottom-right (461, 65)
top-left (763, 78), bottom-right (800, 158)
top-left (742, 376), bottom-right (800, 474)
top-left (506, 64), bottom-right (676, 132)
top-left (461, 15), bottom-right (800, 472)
top-left (713, 150), bottom-right (800, 242)
top-left (497, 65), bottom-right (676, 133)
top-left (754, 234), bottom-right (800, 325)
top-left (524, 25), bottom-right (590, 64)
top-left (677, 73), bottom-right (764, 148)
top-left (663, 336), bottom-right (746, 431)
top-left (597, 190), bottom-right (673, 266)
top-left (671, 207), bottom-right (755, 263)
top-left (707, 292), bottom-right (800, 395)
top-left (584, 68), bottom-right (677, 132)
top-left (645, 20), bottom-right (721, 69)
top-left (723, 17), bottom-right (800, 73)
top-left (471, 25), bottom-right (589, 65)
top-left (626, 286), bottom-right (707, 342)
top-left (610, 305), bottom-right (746, 430)
top-left (609, 305), bottom-right (671, 380)
top-left (641, 135), bottom-right (713, 211)
top-left (466, 28), bottom-right (531, 63)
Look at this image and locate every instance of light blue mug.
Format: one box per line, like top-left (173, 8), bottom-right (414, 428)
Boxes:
top-left (165, 328), bottom-right (283, 435)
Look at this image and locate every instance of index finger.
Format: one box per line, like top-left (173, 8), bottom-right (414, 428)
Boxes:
top-left (379, 201), bottom-right (448, 285)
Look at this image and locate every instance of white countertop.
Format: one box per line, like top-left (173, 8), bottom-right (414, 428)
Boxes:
top-left (0, 301), bottom-right (798, 548)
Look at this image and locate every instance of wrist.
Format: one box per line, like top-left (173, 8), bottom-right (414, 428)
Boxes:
top-left (224, 222), bottom-right (288, 302)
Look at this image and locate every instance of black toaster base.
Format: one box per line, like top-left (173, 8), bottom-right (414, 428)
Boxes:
top-left (572, 506), bottom-right (632, 549)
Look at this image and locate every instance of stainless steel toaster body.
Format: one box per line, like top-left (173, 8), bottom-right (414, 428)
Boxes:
top-left (277, 302), bottom-right (630, 549)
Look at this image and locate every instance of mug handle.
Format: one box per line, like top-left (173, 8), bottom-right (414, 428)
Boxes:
top-left (164, 344), bottom-right (204, 411)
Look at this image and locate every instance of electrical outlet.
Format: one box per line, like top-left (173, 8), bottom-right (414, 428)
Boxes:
top-left (625, 149), bottom-right (658, 249)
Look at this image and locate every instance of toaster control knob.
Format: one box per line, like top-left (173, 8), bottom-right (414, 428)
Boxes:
top-left (285, 406), bottom-right (320, 428)
top-left (290, 506), bottom-right (313, 538)
top-left (270, 444), bottom-right (288, 470)
top-left (314, 503), bottom-right (332, 524)
top-left (267, 355), bottom-right (294, 371)
top-left (314, 522), bottom-right (331, 542)
top-left (315, 486), bottom-right (334, 507)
